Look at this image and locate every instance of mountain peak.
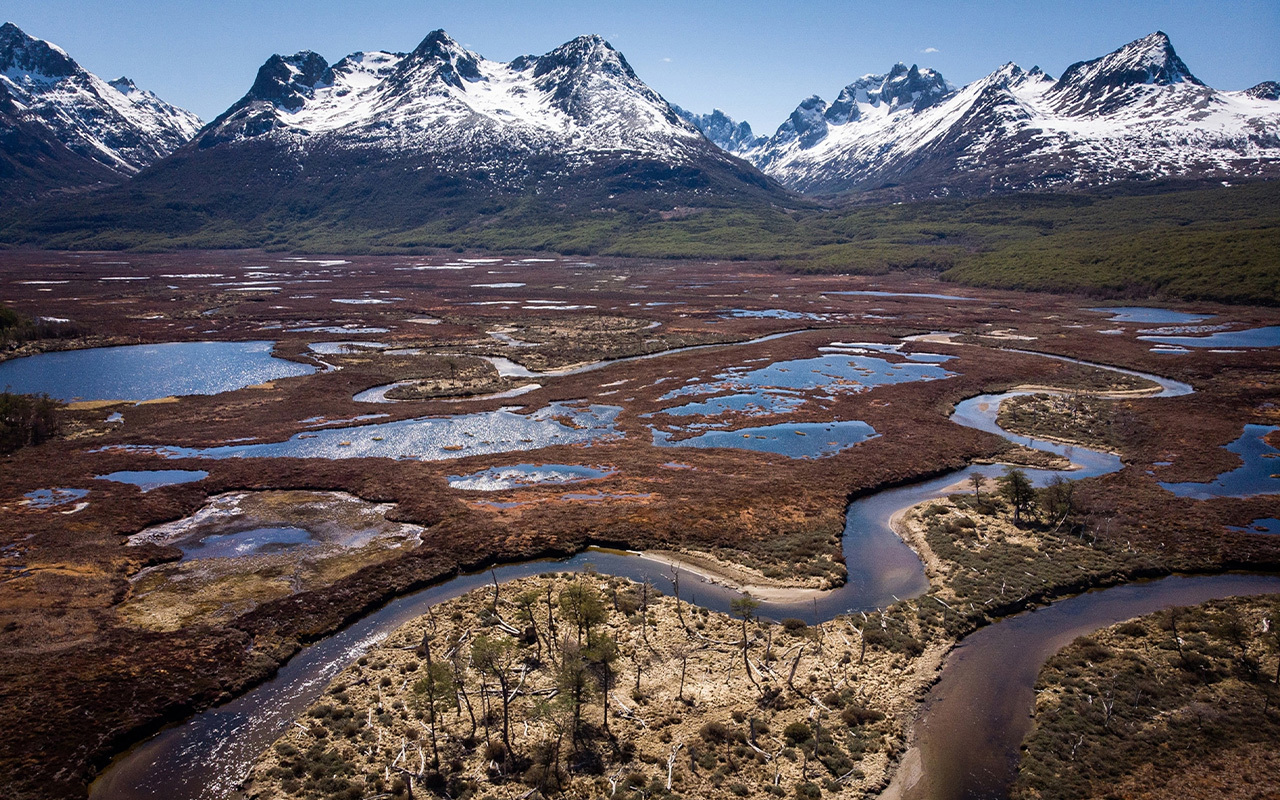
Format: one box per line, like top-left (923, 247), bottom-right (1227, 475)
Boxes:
top-left (1109, 31), bottom-right (1200, 84)
top-left (403, 29), bottom-right (483, 87)
top-left (532, 33), bottom-right (633, 81)
top-left (673, 105), bottom-right (765, 154)
top-left (410, 29), bottom-right (468, 60)
top-left (0, 22), bottom-right (201, 198)
top-left (821, 62), bottom-right (953, 125)
top-left (0, 21), bottom-right (78, 79)
top-left (245, 50), bottom-right (331, 111)
top-left (1052, 30), bottom-right (1202, 114)
top-left (1244, 81), bottom-right (1279, 101)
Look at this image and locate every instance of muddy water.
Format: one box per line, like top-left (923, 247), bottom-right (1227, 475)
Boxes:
top-left (91, 348), bottom-right (1206, 799)
top-left (880, 573), bottom-right (1280, 800)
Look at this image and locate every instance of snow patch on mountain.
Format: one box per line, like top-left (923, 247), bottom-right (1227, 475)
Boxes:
top-left (672, 106), bottom-right (765, 154)
top-left (199, 30), bottom-right (709, 171)
top-left (0, 22), bottom-right (201, 175)
top-left (741, 32), bottom-right (1280, 196)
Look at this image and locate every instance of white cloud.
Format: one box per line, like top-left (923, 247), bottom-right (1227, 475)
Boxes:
top-left (922, 47), bottom-right (939, 53)
top-left (662, 57), bottom-right (673, 63)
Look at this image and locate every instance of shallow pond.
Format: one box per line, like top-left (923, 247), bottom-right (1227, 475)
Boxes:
top-left (448, 464), bottom-right (616, 491)
top-left (1139, 325), bottom-right (1280, 348)
top-left (305, 341), bottom-right (391, 355)
top-left (653, 391), bottom-right (806, 419)
top-left (0, 341), bottom-right (314, 401)
top-left (113, 402), bottom-right (622, 462)
top-left (1228, 518), bottom-right (1280, 534)
top-left (653, 420), bottom-right (879, 459)
top-left (723, 308), bottom-right (830, 320)
top-left (179, 526), bottom-right (315, 560)
top-left (646, 349), bottom-right (953, 447)
top-left (22, 487), bottom-right (88, 508)
top-left (1159, 424), bottom-right (1280, 498)
top-left (830, 290), bottom-right (977, 301)
top-left (1087, 306), bottom-right (1212, 324)
top-left (96, 470), bottom-right (208, 492)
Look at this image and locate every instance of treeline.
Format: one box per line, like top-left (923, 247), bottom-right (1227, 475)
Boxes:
top-left (0, 306), bottom-right (85, 349)
top-left (0, 391), bottom-right (61, 454)
top-left (3, 181), bottom-right (1276, 305)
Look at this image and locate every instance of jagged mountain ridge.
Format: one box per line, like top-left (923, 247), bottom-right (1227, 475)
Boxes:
top-left (187, 31), bottom-right (767, 190)
top-left (0, 22), bottom-right (201, 199)
top-left (684, 32), bottom-right (1280, 197)
top-left (107, 28), bottom-right (785, 232)
top-left (672, 105), bottom-right (766, 154)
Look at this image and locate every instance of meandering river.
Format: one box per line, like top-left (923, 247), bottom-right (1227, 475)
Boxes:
top-left (91, 343), bottom-right (1270, 800)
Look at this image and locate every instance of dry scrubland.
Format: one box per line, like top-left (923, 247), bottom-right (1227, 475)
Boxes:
top-left (244, 473), bottom-right (1168, 800)
top-left (244, 574), bottom-right (939, 800)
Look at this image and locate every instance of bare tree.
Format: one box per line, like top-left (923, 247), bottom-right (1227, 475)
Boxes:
top-left (472, 634), bottom-right (517, 761)
top-left (411, 635), bottom-right (455, 771)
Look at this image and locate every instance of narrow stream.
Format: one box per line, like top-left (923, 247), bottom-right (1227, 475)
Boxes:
top-left (91, 348), bottom-right (1221, 800)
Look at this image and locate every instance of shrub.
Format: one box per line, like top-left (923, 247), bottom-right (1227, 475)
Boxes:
top-left (783, 721), bottom-right (812, 745)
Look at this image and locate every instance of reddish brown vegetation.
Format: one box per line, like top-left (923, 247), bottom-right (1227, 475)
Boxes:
top-left (0, 250), bottom-right (1277, 798)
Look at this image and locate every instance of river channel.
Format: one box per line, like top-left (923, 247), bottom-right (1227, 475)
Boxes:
top-left (91, 345), bottom-right (1272, 800)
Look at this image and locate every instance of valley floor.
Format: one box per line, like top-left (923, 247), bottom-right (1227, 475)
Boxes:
top-left (0, 250), bottom-right (1277, 799)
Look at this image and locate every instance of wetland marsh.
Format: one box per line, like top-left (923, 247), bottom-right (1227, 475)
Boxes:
top-left (1, 251), bottom-right (1277, 800)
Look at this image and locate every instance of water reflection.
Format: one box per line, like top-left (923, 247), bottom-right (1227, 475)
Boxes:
top-left (0, 341), bottom-right (313, 401)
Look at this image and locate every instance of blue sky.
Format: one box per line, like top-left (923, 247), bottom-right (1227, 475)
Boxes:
top-left (5, 0), bottom-right (1277, 132)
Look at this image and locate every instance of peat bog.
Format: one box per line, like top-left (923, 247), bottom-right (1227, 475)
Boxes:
top-left (1, 250), bottom-right (1279, 800)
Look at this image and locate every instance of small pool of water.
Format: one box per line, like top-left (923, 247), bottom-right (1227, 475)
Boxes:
top-left (0, 341), bottom-right (314, 401)
top-left (1160, 425), bottom-right (1280, 499)
top-left (96, 470), bottom-right (208, 492)
top-left (1087, 307), bottom-right (1212, 324)
top-left (652, 420), bottom-right (878, 459)
top-left (663, 352), bottom-right (954, 401)
top-left (723, 309), bottom-right (829, 320)
top-left (656, 391), bottom-right (806, 419)
top-left (1140, 326), bottom-right (1280, 349)
top-left (830, 290), bottom-right (977, 301)
top-left (110, 402), bottom-right (623, 462)
top-left (306, 341), bottom-right (391, 355)
top-left (179, 527), bottom-right (315, 560)
top-left (1227, 518), bottom-right (1280, 535)
top-left (648, 350), bottom-right (953, 440)
top-left (448, 464), bottom-right (616, 491)
top-left (291, 326), bottom-right (390, 334)
top-left (22, 488), bottom-right (88, 508)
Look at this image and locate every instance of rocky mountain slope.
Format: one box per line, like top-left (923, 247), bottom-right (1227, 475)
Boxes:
top-left (681, 32), bottom-right (1280, 198)
top-left (135, 29), bottom-right (783, 219)
top-left (0, 22), bottom-right (201, 201)
top-left (672, 105), bottom-right (766, 154)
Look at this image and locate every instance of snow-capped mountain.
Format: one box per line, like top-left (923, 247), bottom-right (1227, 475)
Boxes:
top-left (737, 32), bottom-right (1280, 196)
top-left (0, 21), bottom-right (201, 199)
top-left (672, 106), bottom-right (766, 155)
top-left (171, 29), bottom-right (777, 208)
